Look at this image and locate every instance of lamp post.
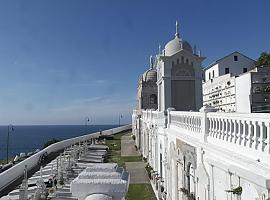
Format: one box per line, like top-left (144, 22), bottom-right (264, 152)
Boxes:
top-left (85, 117), bottom-right (90, 134)
top-left (6, 124), bottom-right (14, 163)
top-left (118, 114), bottom-right (123, 127)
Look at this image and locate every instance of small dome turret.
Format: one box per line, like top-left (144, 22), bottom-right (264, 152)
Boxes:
top-left (142, 55), bottom-right (157, 82)
top-left (142, 69), bottom-right (157, 82)
top-left (164, 21), bottom-right (193, 56)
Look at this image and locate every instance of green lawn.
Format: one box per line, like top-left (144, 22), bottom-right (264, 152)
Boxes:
top-left (105, 130), bottom-right (127, 167)
top-left (105, 131), bottom-right (156, 200)
top-left (105, 130), bottom-right (142, 168)
top-left (126, 184), bottom-right (156, 200)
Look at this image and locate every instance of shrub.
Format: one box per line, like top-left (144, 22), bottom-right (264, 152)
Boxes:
top-left (145, 163), bottom-right (153, 179)
top-left (43, 138), bottom-right (61, 149)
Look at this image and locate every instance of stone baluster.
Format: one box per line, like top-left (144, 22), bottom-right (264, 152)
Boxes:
top-left (208, 118), bottom-right (212, 136)
top-left (230, 119), bottom-right (235, 143)
top-left (252, 121), bottom-right (259, 149)
top-left (210, 118), bottom-right (214, 137)
top-left (187, 116), bottom-right (190, 131)
top-left (258, 121), bottom-right (265, 152)
top-left (188, 116), bottom-right (191, 131)
top-left (190, 116), bottom-right (193, 132)
top-left (197, 117), bottom-right (200, 133)
top-left (241, 120), bottom-right (247, 147)
top-left (226, 119), bottom-right (231, 141)
top-left (189, 116), bottom-right (192, 131)
top-left (246, 121), bottom-right (253, 148)
top-left (217, 118), bottom-right (221, 139)
top-left (217, 118), bottom-right (221, 138)
top-left (194, 117), bottom-right (197, 132)
top-left (231, 119), bottom-right (238, 143)
top-left (236, 120), bottom-right (242, 145)
top-left (215, 118), bottom-right (218, 138)
top-left (224, 118), bottom-right (229, 140)
top-left (216, 118), bottom-right (220, 139)
top-left (213, 118), bottom-right (217, 138)
top-left (222, 119), bottom-right (226, 140)
top-left (266, 122), bottom-right (270, 154)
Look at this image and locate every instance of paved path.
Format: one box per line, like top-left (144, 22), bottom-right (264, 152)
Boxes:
top-left (125, 162), bottom-right (149, 184)
top-left (121, 134), bottom-right (140, 157)
top-left (121, 133), bottom-right (149, 184)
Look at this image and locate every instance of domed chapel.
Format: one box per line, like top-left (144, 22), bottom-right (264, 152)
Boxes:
top-left (137, 21), bottom-right (205, 111)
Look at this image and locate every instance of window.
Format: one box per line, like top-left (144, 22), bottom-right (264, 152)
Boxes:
top-left (234, 55), bottom-right (238, 61)
top-left (243, 68), bottom-right (247, 73)
top-left (172, 61), bottom-right (174, 66)
top-left (181, 56), bottom-right (184, 63)
top-left (209, 72), bottom-right (211, 80)
top-left (177, 58), bottom-right (179, 64)
top-left (225, 68), bottom-right (229, 74)
top-left (186, 58), bottom-right (189, 64)
top-left (150, 94), bottom-right (157, 104)
top-left (212, 70), bottom-right (215, 78)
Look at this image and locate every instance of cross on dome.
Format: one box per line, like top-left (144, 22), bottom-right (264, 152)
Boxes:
top-left (175, 20), bottom-right (180, 38)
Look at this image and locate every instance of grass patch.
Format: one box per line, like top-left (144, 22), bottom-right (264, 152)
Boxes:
top-left (107, 150), bottom-right (125, 168)
top-left (105, 130), bottom-right (134, 168)
top-left (126, 184), bottom-right (156, 200)
top-left (122, 156), bottom-right (142, 162)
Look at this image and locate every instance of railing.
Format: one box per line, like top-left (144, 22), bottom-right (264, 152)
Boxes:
top-left (207, 112), bottom-right (270, 154)
top-left (0, 125), bottom-right (131, 193)
top-left (135, 108), bottom-right (270, 157)
top-left (170, 111), bottom-right (203, 133)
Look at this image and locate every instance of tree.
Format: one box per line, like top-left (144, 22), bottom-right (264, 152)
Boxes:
top-left (256, 52), bottom-right (270, 66)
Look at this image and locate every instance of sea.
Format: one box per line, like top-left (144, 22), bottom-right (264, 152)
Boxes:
top-left (0, 125), bottom-right (118, 160)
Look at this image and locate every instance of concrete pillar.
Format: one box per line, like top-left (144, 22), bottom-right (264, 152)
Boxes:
top-left (200, 105), bottom-right (218, 142)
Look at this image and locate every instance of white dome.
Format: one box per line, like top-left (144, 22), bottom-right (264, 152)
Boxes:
top-left (142, 69), bottom-right (157, 82)
top-left (164, 36), bottom-right (193, 56)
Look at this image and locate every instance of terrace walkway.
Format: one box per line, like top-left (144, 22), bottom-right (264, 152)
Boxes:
top-left (121, 133), bottom-right (148, 183)
top-left (120, 132), bottom-right (156, 200)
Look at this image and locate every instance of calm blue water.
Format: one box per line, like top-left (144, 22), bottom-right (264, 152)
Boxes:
top-left (0, 125), bottom-right (118, 160)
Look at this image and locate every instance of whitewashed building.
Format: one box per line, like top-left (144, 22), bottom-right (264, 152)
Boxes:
top-left (132, 22), bottom-right (270, 200)
top-left (137, 56), bottom-right (158, 111)
top-left (204, 52), bottom-right (255, 82)
top-left (156, 21), bottom-right (204, 111)
top-left (236, 65), bottom-right (270, 113)
top-left (203, 52), bottom-right (255, 112)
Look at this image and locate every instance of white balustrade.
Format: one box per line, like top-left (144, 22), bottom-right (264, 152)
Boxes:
top-left (169, 111), bottom-right (203, 134)
top-left (136, 109), bottom-right (270, 156)
top-left (206, 112), bottom-right (270, 155)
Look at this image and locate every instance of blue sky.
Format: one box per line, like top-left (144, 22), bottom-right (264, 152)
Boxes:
top-left (0, 0), bottom-right (269, 125)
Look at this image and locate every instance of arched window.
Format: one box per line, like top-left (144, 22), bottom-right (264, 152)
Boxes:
top-left (181, 56), bottom-right (184, 63)
top-left (150, 94), bottom-right (157, 104)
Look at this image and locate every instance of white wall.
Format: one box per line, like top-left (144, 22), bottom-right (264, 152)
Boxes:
top-left (205, 63), bottom-right (219, 81)
top-left (204, 52), bottom-right (255, 82)
top-left (218, 52), bottom-right (254, 77)
top-left (235, 73), bottom-right (251, 112)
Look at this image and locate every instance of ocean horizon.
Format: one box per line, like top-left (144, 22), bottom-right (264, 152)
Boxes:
top-left (0, 124), bottom-right (119, 160)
